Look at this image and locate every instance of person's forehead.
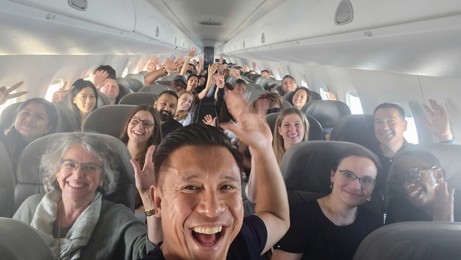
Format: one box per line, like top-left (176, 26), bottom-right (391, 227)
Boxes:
top-left (282, 113), bottom-right (302, 123)
top-left (158, 94), bottom-right (177, 103)
top-left (374, 107), bottom-right (401, 118)
top-left (394, 155), bottom-right (431, 173)
top-left (78, 87), bottom-right (95, 95)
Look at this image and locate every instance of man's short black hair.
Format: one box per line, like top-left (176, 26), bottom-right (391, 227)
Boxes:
top-left (94, 65), bottom-right (116, 79)
top-left (373, 103), bottom-right (406, 119)
top-left (158, 90), bottom-right (178, 100)
top-left (153, 124), bottom-right (243, 184)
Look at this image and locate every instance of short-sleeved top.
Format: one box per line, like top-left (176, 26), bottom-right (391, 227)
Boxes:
top-left (143, 215), bottom-right (267, 260)
top-left (161, 119), bottom-right (183, 137)
top-left (274, 199), bottom-right (382, 260)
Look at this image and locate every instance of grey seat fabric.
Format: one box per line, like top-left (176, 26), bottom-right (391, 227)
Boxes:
top-left (118, 92), bottom-right (157, 106)
top-left (353, 222), bottom-right (461, 260)
top-left (244, 89), bottom-right (268, 103)
top-left (302, 100), bottom-right (351, 136)
top-left (117, 77), bottom-right (144, 93)
top-left (330, 114), bottom-right (381, 155)
top-left (139, 85), bottom-right (172, 94)
top-left (0, 217), bottom-right (54, 260)
top-left (281, 141), bottom-right (384, 215)
top-left (14, 132), bottom-right (135, 211)
top-left (0, 141), bottom-right (15, 217)
top-left (265, 112), bottom-right (324, 141)
top-left (84, 105), bottom-right (136, 138)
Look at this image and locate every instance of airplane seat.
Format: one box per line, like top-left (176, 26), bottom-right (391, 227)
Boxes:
top-left (117, 77), bottom-right (144, 93)
top-left (284, 89), bottom-right (322, 105)
top-left (118, 92), bottom-right (157, 106)
top-left (249, 74), bottom-right (261, 82)
top-left (53, 103), bottom-right (80, 132)
top-left (0, 217), bottom-right (54, 260)
top-left (0, 141), bottom-right (15, 217)
top-left (138, 71), bottom-right (149, 77)
top-left (353, 222), bottom-right (461, 260)
top-left (265, 79), bottom-right (282, 91)
top-left (155, 80), bottom-right (173, 86)
top-left (83, 104), bottom-right (136, 138)
top-left (302, 100), bottom-right (351, 138)
top-left (309, 90), bottom-right (322, 100)
top-left (330, 114), bottom-right (381, 155)
top-left (139, 84), bottom-right (173, 94)
top-left (226, 76), bottom-right (237, 86)
top-left (246, 83), bottom-right (264, 91)
top-left (255, 76), bottom-right (269, 87)
top-left (14, 132), bottom-right (135, 211)
top-left (244, 89), bottom-right (268, 103)
top-left (281, 141), bottom-right (384, 216)
top-left (265, 113), bottom-right (324, 141)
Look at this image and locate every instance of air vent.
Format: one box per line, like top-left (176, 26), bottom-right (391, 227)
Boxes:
top-left (68, 0), bottom-right (87, 11)
top-left (335, 0), bottom-right (353, 25)
top-left (198, 20), bottom-right (222, 26)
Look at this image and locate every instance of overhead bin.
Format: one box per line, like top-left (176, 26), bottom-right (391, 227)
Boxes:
top-left (8, 0), bottom-right (136, 32)
top-left (132, 0), bottom-right (198, 50)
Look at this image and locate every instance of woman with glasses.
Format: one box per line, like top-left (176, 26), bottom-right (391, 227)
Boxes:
top-left (13, 132), bottom-right (158, 259)
top-left (386, 149), bottom-right (458, 223)
top-left (120, 105), bottom-right (162, 210)
top-left (272, 147), bottom-right (382, 260)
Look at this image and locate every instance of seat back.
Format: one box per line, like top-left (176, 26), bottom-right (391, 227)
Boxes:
top-left (0, 141), bottom-right (14, 217)
top-left (84, 105), bottom-right (136, 138)
top-left (0, 217), bottom-right (54, 260)
top-left (330, 114), bottom-right (381, 155)
top-left (118, 92), bottom-right (157, 106)
top-left (265, 112), bottom-right (324, 141)
top-left (281, 141), bottom-right (383, 214)
top-left (117, 77), bottom-right (144, 92)
top-left (302, 100), bottom-right (351, 136)
top-left (15, 132), bottom-right (135, 210)
top-left (354, 222), bottom-right (461, 260)
top-left (244, 89), bottom-right (268, 103)
top-left (139, 85), bottom-right (173, 94)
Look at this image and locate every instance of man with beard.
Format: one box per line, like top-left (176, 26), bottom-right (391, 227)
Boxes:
top-left (386, 150), bottom-right (459, 223)
top-left (154, 90), bottom-right (183, 137)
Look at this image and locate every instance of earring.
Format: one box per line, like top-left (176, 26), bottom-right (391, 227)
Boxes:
top-left (367, 197), bottom-right (372, 202)
top-left (330, 182), bottom-right (333, 189)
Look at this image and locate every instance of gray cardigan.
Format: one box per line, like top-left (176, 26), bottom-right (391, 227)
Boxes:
top-left (14, 194), bottom-right (155, 260)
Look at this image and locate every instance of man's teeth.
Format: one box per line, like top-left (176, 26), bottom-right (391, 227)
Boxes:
top-left (193, 226), bottom-right (222, 234)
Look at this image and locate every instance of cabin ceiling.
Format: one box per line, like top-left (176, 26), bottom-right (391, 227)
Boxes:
top-left (146, 0), bottom-right (285, 48)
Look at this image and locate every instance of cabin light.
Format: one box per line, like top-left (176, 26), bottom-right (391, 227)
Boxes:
top-left (68, 0), bottom-right (87, 11)
top-left (335, 0), bottom-right (353, 25)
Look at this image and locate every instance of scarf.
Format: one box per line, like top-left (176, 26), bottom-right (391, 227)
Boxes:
top-left (30, 191), bottom-right (102, 260)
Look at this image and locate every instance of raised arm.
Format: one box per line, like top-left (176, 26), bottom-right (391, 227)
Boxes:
top-left (221, 92), bottom-right (289, 254)
top-left (423, 99), bottom-right (454, 142)
top-left (130, 145), bottom-right (162, 245)
top-left (196, 63), bottom-right (218, 100)
top-left (0, 81), bottom-right (28, 105)
top-left (179, 48), bottom-right (197, 76)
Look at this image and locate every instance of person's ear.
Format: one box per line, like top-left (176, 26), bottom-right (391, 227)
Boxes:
top-left (434, 168), bottom-right (444, 183)
top-left (330, 170), bottom-right (336, 183)
top-left (151, 186), bottom-right (162, 218)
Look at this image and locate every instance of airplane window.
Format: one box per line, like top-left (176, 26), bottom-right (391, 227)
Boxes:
top-left (44, 79), bottom-right (65, 102)
top-left (346, 93), bottom-right (363, 114)
top-left (121, 67), bottom-right (129, 78)
top-left (319, 88), bottom-right (328, 100)
top-left (404, 116), bottom-right (419, 144)
top-left (301, 79), bottom-right (308, 88)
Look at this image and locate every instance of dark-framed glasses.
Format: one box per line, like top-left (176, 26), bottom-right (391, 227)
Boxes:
top-left (402, 166), bottom-right (438, 183)
top-left (338, 170), bottom-right (376, 189)
top-left (60, 160), bottom-right (102, 175)
top-left (130, 117), bottom-right (154, 129)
